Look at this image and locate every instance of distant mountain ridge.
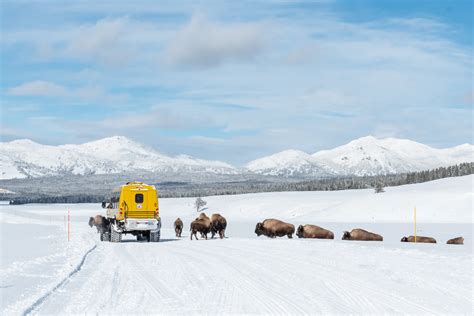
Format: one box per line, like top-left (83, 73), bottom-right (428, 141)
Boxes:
top-left (0, 136), bottom-right (237, 180)
top-left (0, 135), bottom-right (472, 180)
top-left (246, 136), bottom-right (473, 177)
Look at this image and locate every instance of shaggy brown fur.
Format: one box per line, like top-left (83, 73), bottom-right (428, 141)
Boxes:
top-left (210, 213), bottom-right (227, 239)
top-left (88, 215), bottom-right (110, 234)
top-left (255, 219), bottom-right (295, 239)
top-left (296, 224), bottom-right (334, 239)
top-left (190, 213), bottom-right (212, 240)
top-left (174, 218), bottom-right (183, 237)
top-left (342, 228), bottom-right (383, 241)
top-left (446, 236), bottom-right (464, 245)
top-left (400, 235), bottom-right (436, 243)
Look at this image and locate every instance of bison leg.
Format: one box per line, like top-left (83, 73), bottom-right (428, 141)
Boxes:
top-left (288, 233), bottom-right (293, 239)
top-left (219, 230), bottom-right (224, 239)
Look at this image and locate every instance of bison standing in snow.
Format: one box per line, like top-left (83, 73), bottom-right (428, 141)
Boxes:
top-left (446, 236), bottom-right (464, 245)
top-left (174, 218), bottom-right (183, 237)
top-left (296, 224), bottom-right (334, 239)
top-left (190, 213), bottom-right (212, 240)
top-left (400, 235), bottom-right (436, 243)
top-left (342, 228), bottom-right (383, 241)
top-left (210, 213), bottom-right (227, 239)
top-left (88, 215), bottom-right (110, 234)
top-left (255, 219), bottom-right (295, 239)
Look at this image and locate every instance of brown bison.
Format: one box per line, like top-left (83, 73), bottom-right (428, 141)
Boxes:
top-left (342, 228), bottom-right (383, 241)
top-left (400, 235), bottom-right (436, 243)
top-left (255, 219), bottom-right (295, 238)
top-left (88, 215), bottom-right (110, 234)
top-left (190, 213), bottom-right (212, 240)
top-left (296, 224), bottom-right (334, 239)
top-left (174, 218), bottom-right (183, 237)
top-left (210, 213), bottom-right (227, 239)
top-left (446, 236), bottom-right (464, 245)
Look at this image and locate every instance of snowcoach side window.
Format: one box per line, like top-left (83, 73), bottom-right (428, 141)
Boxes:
top-left (135, 193), bottom-right (144, 203)
top-left (111, 191), bottom-right (120, 209)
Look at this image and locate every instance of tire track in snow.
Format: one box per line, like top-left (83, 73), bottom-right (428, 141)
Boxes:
top-left (22, 244), bottom-right (97, 316)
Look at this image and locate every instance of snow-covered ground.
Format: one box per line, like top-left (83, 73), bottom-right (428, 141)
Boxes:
top-left (1, 176), bottom-right (472, 314)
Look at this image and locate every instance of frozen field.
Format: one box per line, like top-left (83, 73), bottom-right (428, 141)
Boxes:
top-left (1, 176), bottom-right (473, 314)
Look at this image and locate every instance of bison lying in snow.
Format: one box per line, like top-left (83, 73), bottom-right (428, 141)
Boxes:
top-left (88, 215), bottom-right (110, 234)
top-left (255, 219), bottom-right (295, 238)
top-left (342, 228), bottom-right (383, 241)
top-left (190, 213), bottom-right (212, 240)
top-left (446, 236), bottom-right (464, 245)
top-left (296, 224), bottom-right (334, 239)
top-left (210, 213), bottom-right (227, 239)
top-left (400, 235), bottom-right (436, 243)
top-left (174, 218), bottom-right (183, 237)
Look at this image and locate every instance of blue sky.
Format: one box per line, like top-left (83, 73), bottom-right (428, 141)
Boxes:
top-left (1, 0), bottom-right (472, 165)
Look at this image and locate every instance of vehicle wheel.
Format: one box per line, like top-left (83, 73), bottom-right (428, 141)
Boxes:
top-left (111, 228), bottom-right (122, 243)
top-left (100, 231), bottom-right (110, 242)
top-left (150, 230), bottom-right (160, 242)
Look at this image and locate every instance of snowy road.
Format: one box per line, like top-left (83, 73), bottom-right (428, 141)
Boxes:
top-left (34, 234), bottom-right (473, 314)
top-left (1, 176), bottom-right (473, 314)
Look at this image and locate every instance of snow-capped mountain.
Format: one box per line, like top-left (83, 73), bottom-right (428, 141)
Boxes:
top-left (244, 149), bottom-right (335, 177)
top-left (312, 136), bottom-right (473, 176)
top-left (0, 136), bottom-right (236, 180)
top-left (246, 136), bottom-right (473, 177)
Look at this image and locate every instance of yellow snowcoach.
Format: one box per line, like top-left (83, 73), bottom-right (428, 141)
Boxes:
top-left (102, 182), bottom-right (161, 242)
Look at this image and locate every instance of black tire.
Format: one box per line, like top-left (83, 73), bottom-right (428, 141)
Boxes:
top-left (111, 228), bottom-right (122, 243)
top-left (150, 230), bottom-right (160, 242)
top-left (100, 231), bottom-right (110, 242)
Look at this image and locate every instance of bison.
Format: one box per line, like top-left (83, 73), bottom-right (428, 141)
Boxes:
top-left (210, 213), bottom-right (227, 239)
top-left (342, 228), bottom-right (383, 241)
top-left (174, 218), bottom-right (183, 237)
top-left (446, 236), bottom-right (464, 245)
top-left (296, 224), bottom-right (334, 239)
top-left (400, 235), bottom-right (436, 243)
top-left (190, 213), bottom-right (212, 240)
top-left (88, 215), bottom-right (110, 234)
top-left (255, 219), bottom-right (295, 239)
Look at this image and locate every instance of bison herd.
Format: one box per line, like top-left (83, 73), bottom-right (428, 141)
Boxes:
top-left (253, 218), bottom-right (464, 245)
top-left (174, 212), bottom-right (227, 240)
top-left (88, 214), bottom-right (464, 245)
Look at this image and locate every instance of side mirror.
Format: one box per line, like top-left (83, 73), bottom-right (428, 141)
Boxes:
top-left (101, 202), bottom-right (106, 208)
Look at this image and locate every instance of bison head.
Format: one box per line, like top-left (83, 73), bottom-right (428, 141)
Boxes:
top-left (296, 225), bottom-right (304, 238)
top-left (342, 231), bottom-right (351, 240)
top-left (88, 217), bottom-right (95, 227)
top-left (255, 222), bottom-right (263, 236)
top-left (400, 236), bottom-right (408, 242)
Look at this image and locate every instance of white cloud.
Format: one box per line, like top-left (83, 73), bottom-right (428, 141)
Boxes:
top-left (7, 81), bottom-right (68, 97)
top-left (65, 17), bottom-right (133, 66)
top-left (100, 103), bottom-right (217, 129)
top-left (164, 14), bottom-right (268, 68)
top-left (7, 81), bottom-right (128, 103)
